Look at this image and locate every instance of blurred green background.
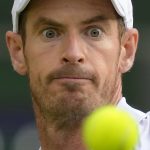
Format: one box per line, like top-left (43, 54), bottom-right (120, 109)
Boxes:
top-left (0, 0), bottom-right (150, 150)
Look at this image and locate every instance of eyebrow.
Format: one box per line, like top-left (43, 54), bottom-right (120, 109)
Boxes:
top-left (32, 15), bottom-right (109, 32)
top-left (33, 17), bottom-right (65, 30)
top-left (81, 15), bottom-right (108, 25)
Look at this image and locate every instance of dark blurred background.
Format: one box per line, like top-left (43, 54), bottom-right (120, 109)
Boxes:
top-left (0, 0), bottom-right (150, 150)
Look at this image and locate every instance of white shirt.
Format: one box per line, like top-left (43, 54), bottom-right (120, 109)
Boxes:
top-left (118, 97), bottom-right (150, 150)
top-left (39, 97), bottom-right (150, 150)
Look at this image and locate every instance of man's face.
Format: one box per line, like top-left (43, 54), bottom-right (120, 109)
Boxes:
top-left (18, 0), bottom-right (123, 129)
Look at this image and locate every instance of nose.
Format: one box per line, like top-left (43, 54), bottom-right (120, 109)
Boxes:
top-left (61, 34), bottom-right (85, 64)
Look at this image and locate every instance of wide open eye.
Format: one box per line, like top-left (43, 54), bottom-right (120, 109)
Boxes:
top-left (87, 28), bottom-right (102, 38)
top-left (42, 28), bottom-right (59, 39)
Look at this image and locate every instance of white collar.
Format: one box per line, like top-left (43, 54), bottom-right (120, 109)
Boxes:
top-left (117, 97), bottom-right (147, 122)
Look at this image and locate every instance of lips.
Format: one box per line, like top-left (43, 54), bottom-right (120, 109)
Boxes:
top-left (53, 75), bottom-right (91, 80)
top-left (51, 76), bottom-right (92, 85)
top-left (45, 64), bottom-right (97, 85)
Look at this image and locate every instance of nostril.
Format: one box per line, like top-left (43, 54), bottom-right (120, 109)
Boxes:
top-left (78, 58), bottom-right (84, 63)
top-left (63, 58), bottom-right (69, 63)
top-left (62, 57), bottom-right (84, 64)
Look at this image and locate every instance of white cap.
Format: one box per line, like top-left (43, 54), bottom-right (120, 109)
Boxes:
top-left (12, 0), bottom-right (133, 33)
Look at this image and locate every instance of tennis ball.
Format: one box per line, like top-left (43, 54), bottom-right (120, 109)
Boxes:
top-left (82, 105), bottom-right (139, 150)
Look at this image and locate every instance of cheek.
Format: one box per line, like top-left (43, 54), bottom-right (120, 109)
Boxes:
top-left (24, 42), bottom-right (61, 75)
top-left (87, 41), bottom-right (120, 75)
top-left (87, 35), bottom-right (120, 58)
top-left (85, 44), bottom-right (120, 91)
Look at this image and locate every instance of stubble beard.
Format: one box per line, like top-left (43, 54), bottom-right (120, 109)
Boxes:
top-left (28, 64), bottom-right (120, 131)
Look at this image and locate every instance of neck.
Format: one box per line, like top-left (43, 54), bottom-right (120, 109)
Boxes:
top-left (33, 102), bottom-right (86, 150)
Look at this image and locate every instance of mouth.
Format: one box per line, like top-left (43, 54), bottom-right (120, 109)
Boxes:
top-left (45, 65), bottom-right (97, 86)
top-left (52, 76), bottom-right (91, 82)
top-left (50, 76), bottom-right (92, 92)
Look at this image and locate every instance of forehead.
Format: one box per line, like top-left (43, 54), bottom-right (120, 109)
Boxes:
top-left (25, 0), bottom-right (118, 20)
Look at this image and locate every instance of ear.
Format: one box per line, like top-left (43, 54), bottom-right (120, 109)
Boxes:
top-left (6, 31), bottom-right (27, 75)
top-left (118, 28), bottom-right (139, 73)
